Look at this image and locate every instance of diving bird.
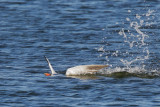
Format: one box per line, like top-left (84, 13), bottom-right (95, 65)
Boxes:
top-left (44, 56), bottom-right (108, 76)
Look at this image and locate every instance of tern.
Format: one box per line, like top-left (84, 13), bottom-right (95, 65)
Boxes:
top-left (44, 56), bottom-right (108, 76)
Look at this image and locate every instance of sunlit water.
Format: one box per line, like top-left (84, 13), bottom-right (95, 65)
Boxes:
top-left (0, 0), bottom-right (160, 106)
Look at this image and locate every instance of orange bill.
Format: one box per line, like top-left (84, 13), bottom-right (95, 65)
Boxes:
top-left (44, 73), bottom-right (51, 76)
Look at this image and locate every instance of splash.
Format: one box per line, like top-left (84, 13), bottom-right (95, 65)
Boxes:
top-left (97, 9), bottom-right (159, 77)
top-left (118, 9), bottom-right (154, 69)
top-left (98, 67), bottom-right (160, 78)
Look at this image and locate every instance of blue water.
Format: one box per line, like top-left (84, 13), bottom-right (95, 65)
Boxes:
top-left (0, 0), bottom-right (160, 106)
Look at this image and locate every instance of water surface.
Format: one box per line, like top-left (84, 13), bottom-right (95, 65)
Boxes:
top-left (0, 0), bottom-right (160, 106)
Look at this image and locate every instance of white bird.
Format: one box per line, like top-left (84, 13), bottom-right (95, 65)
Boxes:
top-left (44, 56), bottom-right (108, 76)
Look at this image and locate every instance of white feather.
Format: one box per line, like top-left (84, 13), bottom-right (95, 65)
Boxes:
top-left (66, 65), bottom-right (108, 76)
top-left (44, 56), bottom-right (57, 75)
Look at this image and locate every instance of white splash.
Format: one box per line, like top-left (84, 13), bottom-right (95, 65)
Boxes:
top-left (118, 9), bottom-right (155, 69)
top-left (128, 10), bottom-right (131, 13)
top-left (146, 9), bottom-right (154, 17)
top-left (97, 8), bottom-right (157, 76)
top-left (98, 67), bottom-right (160, 77)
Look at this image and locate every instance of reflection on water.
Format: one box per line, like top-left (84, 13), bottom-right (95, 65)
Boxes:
top-left (67, 75), bottom-right (100, 80)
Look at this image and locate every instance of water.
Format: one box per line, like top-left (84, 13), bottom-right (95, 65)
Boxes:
top-left (0, 0), bottom-right (160, 106)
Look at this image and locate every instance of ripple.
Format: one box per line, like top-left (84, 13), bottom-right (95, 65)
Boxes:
top-left (0, 0), bottom-right (160, 106)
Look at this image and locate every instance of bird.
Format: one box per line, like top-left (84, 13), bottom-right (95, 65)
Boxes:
top-left (44, 56), bottom-right (108, 76)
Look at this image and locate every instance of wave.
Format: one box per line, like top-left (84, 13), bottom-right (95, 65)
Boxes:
top-left (97, 67), bottom-right (160, 78)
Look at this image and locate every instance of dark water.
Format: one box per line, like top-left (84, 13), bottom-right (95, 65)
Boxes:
top-left (0, 0), bottom-right (160, 106)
